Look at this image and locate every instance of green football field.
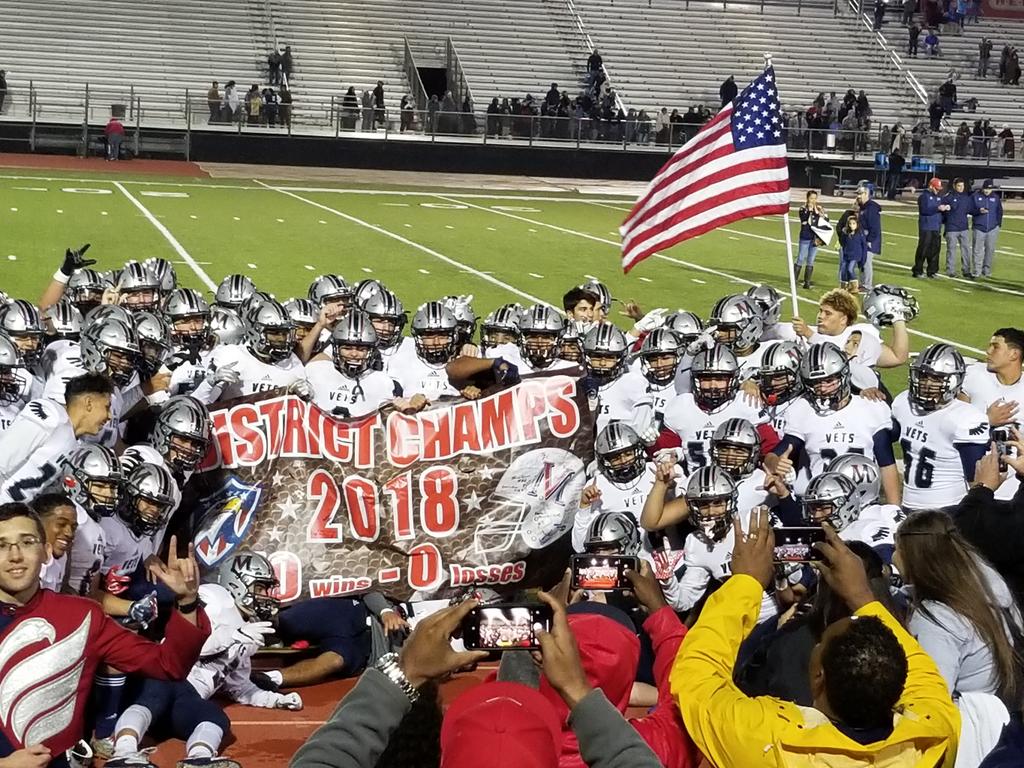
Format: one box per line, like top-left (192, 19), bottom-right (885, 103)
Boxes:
top-left (2, 167), bottom-right (1022, 392)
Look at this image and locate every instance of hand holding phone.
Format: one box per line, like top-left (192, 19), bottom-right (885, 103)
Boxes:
top-left (460, 603), bottom-right (554, 652)
top-left (571, 554), bottom-right (639, 591)
top-left (773, 527), bottom-right (826, 563)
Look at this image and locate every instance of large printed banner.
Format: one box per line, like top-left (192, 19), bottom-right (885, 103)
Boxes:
top-left (182, 373), bottom-right (595, 603)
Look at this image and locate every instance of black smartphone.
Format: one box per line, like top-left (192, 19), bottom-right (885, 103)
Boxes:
top-left (460, 603), bottom-right (554, 652)
top-left (773, 527), bottom-right (826, 563)
top-left (570, 554), bottom-right (640, 591)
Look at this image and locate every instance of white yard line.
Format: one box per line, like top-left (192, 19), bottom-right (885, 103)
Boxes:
top-left (254, 181), bottom-right (552, 307)
top-left (111, 182), bottom-right (217, 291)
top-left (435, 195), bottom-right (987, 356)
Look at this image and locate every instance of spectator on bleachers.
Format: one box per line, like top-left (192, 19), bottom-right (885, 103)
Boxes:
top-left (886, 148), bottom-right (905, 200)
top-left (669, 109), bottom-right (683, 146)
top-left (1006, 49), bottom-right (1021, 85)
top-left (223, 80), bottom-right (240, 123)
top-left (984, 119), bottom-right (997, 154)
top-left (999, 44), bottom-right (1011, 81)
top-left (400, 95), bottom-right (415, 133)
top-left (655, 107), bottom-right (669, 144)
top-left (279, 84), bottom-right (292, 128)
top-left (342, 86), bottom-right (358, 131)
top-left (928, 98), bottom-right (944, 131)
top-left (361, 89), bottom-right (374, 131)
top-left (925, 29), bottom-right (941, 56)
top-left (955, 121), bottom-right (970, 156)
top-left (104, 115), bottom-right (125, 161)
top-left (873, 0), bottom-right (886, 30)
top-left (427, 93), bottom-right (440, 134)
top-left (979, 37), bottom-right (993, 77)
top-left (268, 49), bottom-right (282, 85)
top-left (373, 81), bottom-right (386, 127)
top-left (938, 78), bottom-right (956, 115)
top-left (485, 98), bottom-right (500, 137)
top-left (971, 119), bottom-right (985, 157)
top-left (461, 96), bottom-right (475, 135)
top-left (719, 75), bottom-right (737, 108)
top-left (262, 87), bottom-right (279, 127)
top-left (902, 0), bottom-right (917, 25)
top-left (282, 45), bottom-right (293, 83)
top-left (908, 23), bottom-right (921, 56)
top-left (438, 90), bottom-right (457, 134)
top-left (0, 69), bottom-right (6, 113)
top-left (245, 84), bottom-right (262, 126)
top-left (998, 124), bottom-right (1015, 159)
top-left (207, 81), bottom-right (220, 124)
top-left (587, 48), bottom-right (603, 89)
top-left (826, 90), bottom-right (841, 115)
top-left (636, 109), bottom-right (651, 144)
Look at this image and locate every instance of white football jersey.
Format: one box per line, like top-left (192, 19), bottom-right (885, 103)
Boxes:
top-left (962, 363), bottom-right (1024, 501)
top-left (761, 322), bottom-right (800, 343)
top-left (892, 393), bottom-right (990, 510)
top-left (572, 463), bottom-right (664, 552)
top-left (841, 503), bottom-right (906, 551)
top-left (209, 344), bottom-right (306, 400)
top-left (0, 399), bottom-right (76, 503)
top-left (664, 393), bottom-right (765, 473)
top-left (782, 395), bottom-right (894, 477)
top-left (67, 503), bottom-right (106, 596)
top-left (736, 342), bottom-right (777, 381)
top-left (394, 355), bottom-right (460, 400)
top-left (378, 337), bottom-right (418, 377)
top-left (39, 554), bottom-right (67, 592)
top-left (100, 513), bottom-right (160, 577)
top-left (306, 360), bottom-right (401, 418)
top-left (809, 324), bottom-right (883, 367)
top-left (484, 343), bottom-right (577, 375)
top-left (593, 370), bottom-right (653, 436)
top-left (169, 349), bottom-right (223, 405)
top-left (0, 370), bottom-right (41, 435)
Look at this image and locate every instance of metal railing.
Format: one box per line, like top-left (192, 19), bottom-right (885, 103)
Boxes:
top-left (445, 38), bottom-right (474, 114)
top-left (560, 0), bottom-right (628, 115)
top-left (404, 38), bottom-right (430, 112)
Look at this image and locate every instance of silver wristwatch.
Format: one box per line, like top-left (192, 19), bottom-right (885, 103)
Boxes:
top-left (375, 652), bottom-right (420, 703)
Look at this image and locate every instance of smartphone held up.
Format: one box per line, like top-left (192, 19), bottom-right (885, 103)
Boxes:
top-left (460, 603), bottom-right (554, 652)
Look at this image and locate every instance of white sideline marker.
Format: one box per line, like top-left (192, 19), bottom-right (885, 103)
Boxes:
top-left (304, 265), bottom-right (315, 270)
top-left (361, 267), bottom-right (373, 273)
top-left (445, 225), bottom-right (455, 229)
top-left (418, 269), bottom-right (431, 275)
top-left (101, 211), bottom-right (108, 216)
top-left (189, 215), bottom-right (198, 219)
top-left (486, 227), bottom-right (497, 231)
top-left (638, 276), bottom-right (652, 283)
top-left (691, 278), bottom-right (707, 284)
top-left (247, 263), bottom-right (258, 269)
top-left (7, 255), bottom-right (16, 261)
top-left (276, 218), bottom-right (285, 223)
top-left (233, 216), bottom-right (241, 221)
top-left (112, 181), bottom-right (218, 292)
top-left (529, 272), bottom-right (544, 279)
top-left (9, 208), bottom-right (17, 212)
top-left (56, 209), bottom-right (64, 214)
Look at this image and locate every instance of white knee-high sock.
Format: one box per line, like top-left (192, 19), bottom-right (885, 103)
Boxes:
top-left (186, 722), bottom-right (225, 759)
top-left (111, 705), bottom-right (152, 756)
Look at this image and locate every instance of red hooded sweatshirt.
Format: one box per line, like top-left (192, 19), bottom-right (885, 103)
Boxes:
top-left (539, 606), bottom-right (699, 768)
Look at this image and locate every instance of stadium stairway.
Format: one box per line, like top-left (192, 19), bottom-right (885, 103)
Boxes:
top-left (864, 9), bottom-right (1024, 136)
top-left (0, 0), bottom-right (265, 124)
top-left (570, 0), bottom-right (926, 129)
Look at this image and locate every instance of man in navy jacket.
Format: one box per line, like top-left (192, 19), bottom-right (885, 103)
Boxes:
top-left (855, 184), bottom-right (882, 290)
top-left (942, 177), bottom-right (976, 278)
top-left (971, 178), bottom-right (1004, 278)
top-left (913, 177), bottom-right (950, 278)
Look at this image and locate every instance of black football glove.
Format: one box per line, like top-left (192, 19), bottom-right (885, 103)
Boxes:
top-left (60, 243), bottom-right (96, 277)
top-left (492, 358), bottom-right (521, 387)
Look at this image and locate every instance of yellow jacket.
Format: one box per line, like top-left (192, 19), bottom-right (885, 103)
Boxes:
top-left (671, 575), bottom-right (960, 768)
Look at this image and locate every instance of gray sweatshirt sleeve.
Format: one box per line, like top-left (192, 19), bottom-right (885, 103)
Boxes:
top-left (289, 668), bottom-right (412, 768)
top-left (569, 689), bottom-right (664, 768)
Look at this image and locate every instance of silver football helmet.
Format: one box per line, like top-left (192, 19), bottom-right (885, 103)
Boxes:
top-left (757, 341), bottom-right (803, 406)
top-left (133, 310), bottom-right (172, 377)
top-left (909, 343), bottom-right (965, 412)
top-left (117, 261), bottom-right (161, 312)
top-left (142, 257), bottom-right (178, 296)
top-left (243, 298), bottom-right (295, 363)
top-left (685, 466), bottom-right (738, 545)
top-left (517, 304), bottom-right (564, 370)
top-left (239, 291), bottom-right (276, 328)
top-left (308, 274), bottom-right (353, 310)
top-left (596, 423), bottom-right (646, 485)
top-left (80, 316), bottom-right (140, 386)
top-left (119, 462), bottom-right (177, 537)
top-left (41, 300), bottom-right (84, 343)
top-left (583, 322), bottom-right (629, 384)
top-left (153, 395), bottom-right (211, 474)
top-left (361, 289), bottom-right (406, 350)
top-left (60, 444), bottom-right (123, 520)
top-left (443, 295), bottom-right (477, 347)
top-left (215, 274), bottom-right (257, 309)
top-left (214, 550), bottom-right (280, 621)
top-left (826, 453), bottom-right (881, 508)
top-left (691, 344), bottom-right (740, 413)
top-left (411, 301), bottom-right (459, 365)
top-left (560, 320), bottom-right (587, 363)
top-left (800, 342), bottom-right (851, 415)
top-left (710, 294), bottom-right (764, 351)
top-left (0, 332), bottom-right (25, 406)
top-left (0, 300), bottom-right (44, 366)
top-left (165, 288), bottom-right (211, 352)
top-left (638, 328), bottom-right (682, 386)
top-left (862, 284), bottom-right (919, 328)
top-left (85, 304), bottom-right (133, 328)
top-left (581, 280), bottom-right (613, 315)
top-left (710, 418), bottom-right (760, 480)
top-left (663, 310), bottom-right (704, 346)
top-left (745, 285), bottom-right (783, 327)
top-left (803, 472), bottom-right (859, 531)
top-left (331, 310), bottom-right (378, 377)
top-left (353, 278), bottom-right (386, 307)
top-left (583, 511), bottom-right (641, 557)
top-left (209, 305), bottom-right (245, 346)
top-left (66, 268), bottom-right (112, 315)
top-left (480, 304), bottom-right (523, 349)
top-left (284, 298), bottom-right (319, 345)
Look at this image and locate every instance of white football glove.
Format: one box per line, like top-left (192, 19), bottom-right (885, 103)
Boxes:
top-left (205, 361), bottom-right (240, 387)
top-left (274, 692), bottom-right (304, 711)
top-left (287, 379), bottom-right (314, 401)
top-left (685, 326), bottom-right (719, 356)
top-left (632, 307), bottom-right (669, 334)
top-left (653, 447), bottom-right (682, 465)
top-left (636, 422), bottom-right (661, 446)
top-left (234, 620), bottom-right (276, 648)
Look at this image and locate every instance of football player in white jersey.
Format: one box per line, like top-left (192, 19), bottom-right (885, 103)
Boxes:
top-left (0, 373), bottom-right (113, 503)
top-left (746, 284), bottom-right (799, 343)
top-left (662, 345), bottom-right (766, 473)
top-left (33, 492), bottom-right (79, 592)
top-left (0, 332), bottom-right (41, 436)
top-left (755, 341), bottom-right (804, 436)
top-left (306, 310), bottom-right (403, 418)
top-left (636, 329), bottom-right (686, 434)
top-left (209, 298), bottom-right (308, 401)
top-left (359, 287), bottom-right (417, 376)
top-left (214, 274), bottom-right (257, 311)
top-left (962, 327), bottom-right (1024, 501)
top-left (822, 455), bottom-right (906, 562)
top-left (709, 294), bottom-right (775, 379)
top-left (165, 288), bottom-right (239, 405)
top-left (479, 304), bottom-right (523, 352)
top-left (297, 274), bottom-right (355, 360)
top-left (106, 551), bottom-right (300, 768)
top-left (395, 301), bottom-right (462, 400)
top-left (115, 261), bottom-right (162, 313)
top-left (484, 304), bottom-right (576, 375)
top-left (0, 299), bottom-right (46, 378)
top-left (661, 309), bottom-right (704, 393)
top-left (892, 344), bottom-right (989, 511)
top-left (766, 342), bottom-right (900, 503)
top-left (673, 466), bottom-right (778, 622)
top-left (583, 322), bottom-right (656, 441)
top-left (41, 299), bottom-right (84, 346)
top-left (61, 444), bottom-right (122, 598)
top-left (122, 395), bottom-right (210, 495)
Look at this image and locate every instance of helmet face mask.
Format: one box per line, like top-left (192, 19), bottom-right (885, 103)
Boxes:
top-left (909, 344), bottom-right (965, 412)
top-left (685, 466), bottom-right (738, 545)
top-left (171, 315), bottom-right (210, 350)
top-left (693, 373), bottom-right (736, 411)
top-left (245, 299), bottom-right (296, 363)
top-left (360, 289), bottom-right (406, 350)
top-left (85, 479), bottom-right (120, 517)
top-left (0, 363), bottom-right (23, 405)
top-left (121, 288), bottom-right (160, 311)
top-left (167, 433), bottom-right (209, 473)
top-left (412, 302), bottom-right (459, 365)
top-left (154, 396), bottom-right (212, 474)
top-left (334, 343), bottom-right (374, 376)
top-left (521, 331), bottom-right (560, 369)
top-left (120, 464), bottom-right (176, 537)
top-left (481, 304), bottom-right (522, 349)
top-left (61, 445), bottom-right (123, 519)
top-left (107, 347), bottom-right (139, 385)
top-left (1, 301), bottom-right (45, 367)
top-left (216, 551), bottom-right (281, 621)
top-left (710, 295), bottom-right (764, 352)
top-left (583, 511), bottom-right (641, 557)
top-left (802, 472), bottom-right (859, 531)
top-left (800, 343), bottom-right (851, 415)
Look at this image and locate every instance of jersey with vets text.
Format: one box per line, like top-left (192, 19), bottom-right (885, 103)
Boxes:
top-left (594, 369), bottom-right (654, 436)
top-left (809, 324), bottom-right (883, 367)
top-left (169, 349), bottom-right (223, 405)
top-left (663, 393), bottom-right (765, 473)
top-left (305, 360), bottom-right (402, 418)
top-left (963, 362), bottom-right (1024, 501)
top-left (0, 398), bottom-right (76, 503)
top-left (209, 344), bottom-right (306, 400)
top-left (841, 503), bottom-right (906, 552)
top-left (764, 398), bottom-right (813, 495)
top-left (678, 512), bottom-right (778, 622)
top-left (782, 394), bottom-right (894, 477)
top-left (0, 370), bottom-right (42, 435)
top-left (67, 503), bottom-right (106, 597)
top-left (393, 354), bottom-right (460, 400)
top-left (483, 343), bottom-right (577, 375)
top-left (892, 392), bottom-right (990, 509)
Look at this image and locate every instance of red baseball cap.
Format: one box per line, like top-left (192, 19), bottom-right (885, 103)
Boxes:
top-left (441, 681), bottom-right (562, 768)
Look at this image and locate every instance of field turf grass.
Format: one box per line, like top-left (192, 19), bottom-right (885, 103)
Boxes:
top-left (2, 167), bottom-right (1023, 395)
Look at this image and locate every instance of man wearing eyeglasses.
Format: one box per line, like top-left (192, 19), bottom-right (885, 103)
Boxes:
top-left (0, 502), bottom-right (209, 767)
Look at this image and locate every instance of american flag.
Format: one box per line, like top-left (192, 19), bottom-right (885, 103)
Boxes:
top-left (619, 66), bottom-right (791, 273)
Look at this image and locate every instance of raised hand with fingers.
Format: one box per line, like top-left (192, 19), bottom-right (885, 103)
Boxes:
top-left (623, 560), bottom-right (669, 614)
top-left (812, 523), bottom-right (875, 612)
top-left (60, 243), bottom-right (95, 277)
top-left (772, 444), bottom-right (795, 479)
top-left (150, 535), bottom-right (200, 604)
top-left (729, 506), bottom-right (775, 590)
top-left (397, 599), bottom-right (489, 689)
top-left (580, 484), bottom-right (602, 506)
